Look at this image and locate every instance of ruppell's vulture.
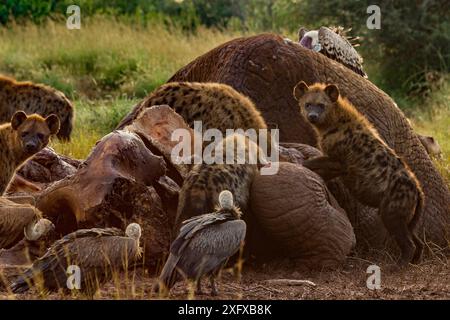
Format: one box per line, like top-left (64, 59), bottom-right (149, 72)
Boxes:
top-left (158, 190), bottom-right (246, 296)
top-left (10, 223), bottom-right (142, 297)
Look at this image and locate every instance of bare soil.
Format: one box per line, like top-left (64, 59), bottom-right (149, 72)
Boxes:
top-left (1, 254), bottom-right (448, 300)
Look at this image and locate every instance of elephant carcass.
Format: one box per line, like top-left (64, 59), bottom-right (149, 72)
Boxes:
top-left (250, 162), bottom-right (355, 269)
top-left (163, 33), bottom-right (449, 249)
top-left (36, 131), bottom-right (170, 267)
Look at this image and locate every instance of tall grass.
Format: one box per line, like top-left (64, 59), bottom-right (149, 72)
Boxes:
top-left (409, 81), bottom-right (450, 183)
top-left (0, 17), bottom-right (246, 99)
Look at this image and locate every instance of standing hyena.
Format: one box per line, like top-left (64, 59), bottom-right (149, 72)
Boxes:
top-left (293, 81), bottom-right (424, 265)
top-left (0, 111), bottom-right (60, 195)
top-left (0, 75), bottom-right (74, 141)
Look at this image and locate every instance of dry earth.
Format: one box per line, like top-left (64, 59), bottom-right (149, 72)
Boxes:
top-left (1, 254), bottom-right (448, 300)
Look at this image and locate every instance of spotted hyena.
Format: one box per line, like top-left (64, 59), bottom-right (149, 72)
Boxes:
top-left (293, 81), bottom-right (424, 265)
top-left (0, 75), bottom-right (73, 141)
top-left (0, 111), bottom-right (60, 195)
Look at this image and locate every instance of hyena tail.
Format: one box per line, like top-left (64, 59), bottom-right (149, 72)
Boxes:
top-left (409, 189), bottom-right (425, 232)
top-left (57, 111), bottom-right (74, 141)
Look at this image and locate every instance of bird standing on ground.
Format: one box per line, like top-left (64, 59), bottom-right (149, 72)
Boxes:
top-left (298, 26), bottom-right (367, 78)
top-left (158, 190), bottom-right (246, 296)
top-left (10, 223), bottom-right (142, 298)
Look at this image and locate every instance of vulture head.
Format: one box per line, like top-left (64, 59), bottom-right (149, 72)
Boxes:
top-left (298, 28), bottom-right (321, 52)
top-left (218, 190), bottom-right (234, 210)
top-left (24, 218), bottom-right (55, 241)
top-left (125, 223), bottom-right (142, 242)
top-left (217, 190), bottom-right (242, 219)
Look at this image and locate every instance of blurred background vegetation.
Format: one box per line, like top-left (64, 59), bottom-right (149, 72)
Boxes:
top-left (0, 0), bottom-right (448, 176)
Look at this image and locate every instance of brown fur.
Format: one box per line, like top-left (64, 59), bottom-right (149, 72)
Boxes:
top-left (0, 75), bottom-right (73, 141)
top-left (118, 82), bottom-right (268, 135)
top-left (294, 81), bottom-right (425, 265)
top-left (6, 174), bottom-right (41, 194)
top-left (0, 111), bottom-right (60, 195)
top-left (175, 133), bottom-right (260, 231)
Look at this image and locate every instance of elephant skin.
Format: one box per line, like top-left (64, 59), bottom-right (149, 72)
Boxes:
top-left (250, 162), bottom-right (355, 269)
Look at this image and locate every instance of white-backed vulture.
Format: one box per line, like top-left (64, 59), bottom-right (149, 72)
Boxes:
top-left (158, 190), bottom-right (246, 295)
top-left (298, 26), bottom-right (367, 78)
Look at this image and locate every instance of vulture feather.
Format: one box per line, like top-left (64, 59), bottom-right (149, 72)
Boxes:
top-left (298, 26), bottom-right (367, 78)
top-left (158, 190), bottom-right (246, 295)
top-left (10, 223), bottom-right (142, 297)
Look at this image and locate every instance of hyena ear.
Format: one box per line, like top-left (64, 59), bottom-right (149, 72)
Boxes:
top-left (324, 84), bottom-right (340, 102)
top-left (45, 114), bottom-right (61, 135)
top-left (11, 111), bottom-right (27, 130)
top-left (293, 81), bottom-right (309, 101)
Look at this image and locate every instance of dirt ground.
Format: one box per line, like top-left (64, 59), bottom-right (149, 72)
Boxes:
top-left (1, 254), bottom-right (448, 300)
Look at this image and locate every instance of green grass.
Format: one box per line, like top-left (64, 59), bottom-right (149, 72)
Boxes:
top-left (50, 98), bottom-right (137, 159)
top-left (0, 17), bottom-right (246, 100)
top-left (408, 81), bottom-right (450, 184)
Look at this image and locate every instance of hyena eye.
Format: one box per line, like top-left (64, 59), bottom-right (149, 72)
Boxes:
top-left (37, 133), bottom-right (44, 140)
top-left (305, 103), bottom-right (311, 108)
top-left (317, 103), bottom-right (325, 109)
top-left (21, 131), bottom-right (29, 138)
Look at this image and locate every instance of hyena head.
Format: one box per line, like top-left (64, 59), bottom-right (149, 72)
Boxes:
top-left (293, 81), bottom-right (340, 127)
top-left (11, 111), bottom-right (60, 156)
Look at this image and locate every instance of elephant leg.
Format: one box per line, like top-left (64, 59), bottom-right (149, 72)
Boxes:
top-left (303, 156), bottom-right (346, 181)
top-left (379, 198), bottom-right (416, 265)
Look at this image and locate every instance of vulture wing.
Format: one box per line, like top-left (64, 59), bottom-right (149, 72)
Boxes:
top-left (0, 201), bottom-right (38, 249)
top-left (159, 212), bottom-right (234, 289)
top-left (177, 219), bottom-right (246, 279)
top-left (318, 26), bottom-right (367, 78)
top-left (173, 212), bottom-right (231, 254)
top-left (10, 228), bottom-right (133, 295)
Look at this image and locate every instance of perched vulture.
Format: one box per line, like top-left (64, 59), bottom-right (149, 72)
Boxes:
top-left (0, 199), bottom-right (54, 249)
top-left (11, 223), bottom-right (142, 297)
top-left (298, 26), bottom-right (367, 78)
top-left (157, 190), bottom-right (246, 295)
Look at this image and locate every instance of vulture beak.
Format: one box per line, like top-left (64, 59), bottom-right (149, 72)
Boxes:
top-left (312, 43), bottom-right (322, 52)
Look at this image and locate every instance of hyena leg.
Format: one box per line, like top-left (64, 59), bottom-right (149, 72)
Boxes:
top-left (411, 233), bottom-right (424, 264)
top-left (379, 198), bottom-right (416, 265)
top-left (302, 156), bottom-right (346, 181)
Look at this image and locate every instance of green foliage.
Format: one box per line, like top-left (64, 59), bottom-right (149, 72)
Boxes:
top-left (0, 0), bottom-right (448, 98)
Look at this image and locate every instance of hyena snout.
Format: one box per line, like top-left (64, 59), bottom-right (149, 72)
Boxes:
top-left (307, 113), bottom-right (320, 123)
top-left (24, 139), bottom-right (41, 154)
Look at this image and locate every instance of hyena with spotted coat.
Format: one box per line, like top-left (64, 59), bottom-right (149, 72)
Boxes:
top-left (0, 111), bottom-right (60, 195)
top-left (293, 81), bottom-right (424, 265)
top-left (117, 82), bottom-right (268, 135)
top-left (175, 133), bottom-right (261, 231)
top-left (0, 75), bottom-right (73, 141)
